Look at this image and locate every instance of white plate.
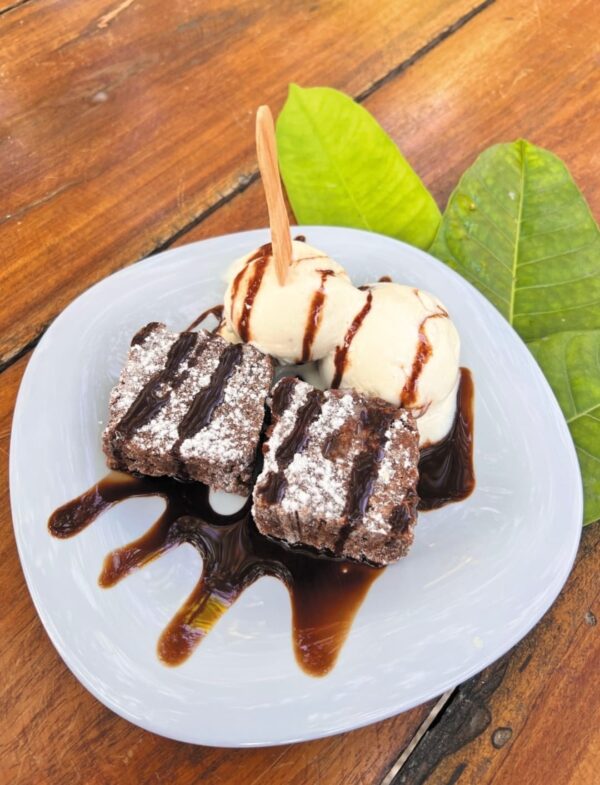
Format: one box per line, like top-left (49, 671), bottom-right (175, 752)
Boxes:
top-left (10, 227), bottom-right (582, 747)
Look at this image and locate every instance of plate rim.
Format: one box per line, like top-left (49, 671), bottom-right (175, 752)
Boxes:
top-left (9, 225), bottom-right (583, 747)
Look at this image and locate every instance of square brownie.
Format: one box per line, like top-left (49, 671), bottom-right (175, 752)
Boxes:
top-left (102, 322), bottom-right (274, 494)
top-left (252, 377), bottom-right (420, 565)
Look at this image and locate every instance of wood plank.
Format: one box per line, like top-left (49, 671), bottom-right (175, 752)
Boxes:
top-left (0, 0), bottom-right (486, 367)
top-left (176, 0), bottom-right (599, 250)
top-left (391, 526), bottom-right (600, 785)
top-left (366, 0), bottom-right (600, 215)
top-left (0, 355), bottom-right (435, 783)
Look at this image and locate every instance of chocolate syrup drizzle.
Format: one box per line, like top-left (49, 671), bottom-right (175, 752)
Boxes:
top-left (230, 242), bottom-right (272, 342)
top-left (401, 308), bottom-right (449, 408)
top-left (261, 385), bottom-right (324, 505)
top-left (112, 336), bottom-right (243, 479)
top-left (171, 344), bottom-right (243, 471)
top-left (49, 475), bottom-right (379, 676)
top-left (186, 304), bottom-right (224, 332)
top-left (301, 269), bottom-right (334, 363)
top-left (112, 331), bottom-right (198, 463)
top-left (334, 407), bottom-right (396, 554)
top-left (331, 291), bottom-right (373, 388)
top-left (48, 368), bottom-right (474, 677)
top-left (418, 367), bottom-right (475, 509)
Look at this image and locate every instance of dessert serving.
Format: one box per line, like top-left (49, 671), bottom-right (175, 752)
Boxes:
top-left (48, 106), bottom-right (475, 676)
top-left (102, 323), bottom-right (274, 494)
top-left (253, 377), bottom-right (420, 566)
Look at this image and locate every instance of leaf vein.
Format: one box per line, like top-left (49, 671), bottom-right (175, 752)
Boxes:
top-left (514, 297), bottom-right (600, 318)
top-left (520, 218), bottom-right (587, 241)
top-left (576, 445), bottom-right (600, 464)
top-left (470, 173), bottom-right (518, 219)
top-left (517, 242), bottom-right (598, 269)
top-left (515, 272), bottom-right (600, 291)
top-left (508, 142), bottom-right (526, 324)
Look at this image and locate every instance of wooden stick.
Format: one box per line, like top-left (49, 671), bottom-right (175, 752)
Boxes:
top-left (255, 105), bottom-right (292, 285)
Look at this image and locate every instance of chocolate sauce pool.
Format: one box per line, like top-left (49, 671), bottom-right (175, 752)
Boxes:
top-left (48, 370), bottom-right (474, 677)
top-left (49, 477), bottom-right (378, 676)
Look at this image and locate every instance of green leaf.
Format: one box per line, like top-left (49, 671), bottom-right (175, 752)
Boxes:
top-left (528, 331), bottom-right (600, 524)
top-left (430, 140), bottom-right (600, 342)
top-left (431, 140), bottom-right (600, 524)
top-left (276, 84), bottom-right (441, 249)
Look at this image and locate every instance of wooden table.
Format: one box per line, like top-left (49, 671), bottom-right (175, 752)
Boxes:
top-left (1, 1), bottom-right (598, 782)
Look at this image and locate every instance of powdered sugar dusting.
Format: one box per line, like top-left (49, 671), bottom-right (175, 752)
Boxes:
top-left (108, 324), bottom-right (177, 420)
top-left (364, 418), bottom-right (419, 535)
top-left (132, 332), bottom-right (220, 454)
top-left (103, 324), bottom-right (273, 493)
top-left (180, 351), bottom-right (272, 465)
top-left (260, 381), bottom-right (310, 477)
top-left (281, 392), bottom-right (355, 519)
top-left (253, 377), bottom-right (420, 565)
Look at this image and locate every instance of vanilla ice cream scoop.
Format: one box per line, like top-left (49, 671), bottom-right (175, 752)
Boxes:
top-left (223, 239), bottom-right (365, 364)
top-left (318, 283), bottom-right (460, 445)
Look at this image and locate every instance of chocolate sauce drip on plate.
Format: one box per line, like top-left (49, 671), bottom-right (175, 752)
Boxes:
top-left (113, 332), bottom-right (198, 461)
top-left (418, 367), bottom-right (475, 509)
top-left (301, 270), bottom-right (334, 363)
top-left (186, 304), bottom-right (224, 332)
top-left (48, 472), bottom-right (379, 677)
top-left (261, 390), bottom-right (323, 504)
top-left (331, 291), bottom-right (373, 388)
top-left (378, 275), bottom-right (392, 283)
top-left (401, 309), bottom-right (448, 407)
top-left (48, 366), bottom-right (474, 677)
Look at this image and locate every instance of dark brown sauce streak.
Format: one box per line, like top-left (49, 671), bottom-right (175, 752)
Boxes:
top-left (47, 370), bottom-right (474, 677)
top-left (260, 390), bottom-right (323, 504)
top-left (401, 309), bottom-right (448, 407)
top-left (271, 376), bottom-right (296, 417)
top-left (236, 255), bottom-right (270, 343)
top-left (300, 270), bottom-right (334, 363)
top-left (113, 333), bottom-right (198, 463)
top-left (378, 275), bottom-right (392, 283)
top-left (186, 305), bottom-right (224, 333)
top-left (418, 368), bottom-right (475, 509)
top-left (48, 473), bottom-right (378, 677)
top-left (331, 291), bottom-right (373, 388)
top-left (335, 407), bottom-right (395, 554)
top-left (172, 344), bottom-right (244, 471)
top-left (228, 242), bottom-right (272, 322)
top-left (230, 242), bottom-right (272, 298)
top-left (131, 322), bottom-right (162, 346)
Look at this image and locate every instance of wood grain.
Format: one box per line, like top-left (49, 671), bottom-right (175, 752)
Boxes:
top-left (0, 354), bottom-right (435, 783)
top-left (2, 0), bottom-right (600, 783)
top-left (0, 0), bottom-right (484, 367)
top-left (0, 1), bottom-right (31, 15)
top-left (392, 526), bottom-right (600, 785)
top-left (174, 0), bottom-right (600, 249)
